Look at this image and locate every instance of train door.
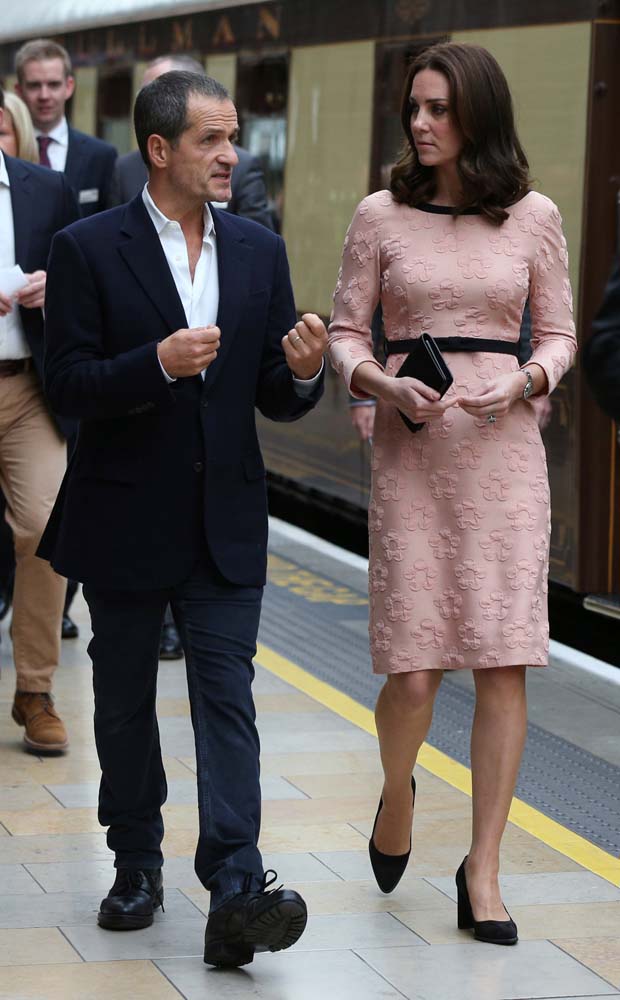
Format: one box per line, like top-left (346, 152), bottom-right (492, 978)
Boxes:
top-left (235, 51), bottom-right (288, 232)
top-left (97, 65), bottom-right (133, 153)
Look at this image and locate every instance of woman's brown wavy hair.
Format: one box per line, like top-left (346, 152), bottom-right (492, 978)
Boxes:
top-left (390, 42), bottom-right (530, 225)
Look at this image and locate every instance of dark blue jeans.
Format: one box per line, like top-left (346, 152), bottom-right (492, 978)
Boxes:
top-left (83, 551), bottom-right (264, 911)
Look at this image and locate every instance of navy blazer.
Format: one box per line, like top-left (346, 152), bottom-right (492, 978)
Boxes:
top-left (583, 253), bottom-right (620, 422)
top-left (4, 154), bottom-right (79, 438)
top-left (64, 127), bottom-right (117, 216)
top-left (38, 195), bottom-right (323, 590)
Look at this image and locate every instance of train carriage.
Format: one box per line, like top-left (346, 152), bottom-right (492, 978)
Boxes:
top-left (1, 0), bottom-right (619, 653)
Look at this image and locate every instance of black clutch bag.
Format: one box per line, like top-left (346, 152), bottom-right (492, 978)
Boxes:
top-left (395, 333), bottom-right (454, 433)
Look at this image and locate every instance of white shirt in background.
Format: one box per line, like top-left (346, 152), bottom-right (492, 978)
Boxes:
top-left (0, 151), bottom-right (32, 360)
top-left (34, 116), bottom-right (69, 172)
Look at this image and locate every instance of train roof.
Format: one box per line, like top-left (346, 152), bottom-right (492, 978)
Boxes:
top-left (0, 0), bottom-right (267, 44)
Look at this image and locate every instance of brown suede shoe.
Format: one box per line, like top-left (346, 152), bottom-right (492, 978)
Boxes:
top-left (12, 692), bottom-right (69, 754)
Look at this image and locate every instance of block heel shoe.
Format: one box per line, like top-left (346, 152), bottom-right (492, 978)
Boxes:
top-left (368, 775), bottom-right (416, 893)
top-left (455, 857), bottom-right (518, 945)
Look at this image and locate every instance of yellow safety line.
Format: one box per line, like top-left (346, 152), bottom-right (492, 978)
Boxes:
top-left (256, 641), bottom-right (620, 888)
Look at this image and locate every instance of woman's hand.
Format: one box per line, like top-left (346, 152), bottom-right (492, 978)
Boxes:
top-left (385, 376), bottom-right (455, 423)
top-left (453, 371), bottom-right (527, 419)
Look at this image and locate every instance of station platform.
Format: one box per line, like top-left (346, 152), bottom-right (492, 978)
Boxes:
top-left (0, 518), bottom-right (619, 999)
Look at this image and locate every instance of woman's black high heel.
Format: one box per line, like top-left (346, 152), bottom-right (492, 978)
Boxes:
top-left (455, 857), bottom-right (518, 945)
top-left (369, 776), bottom-right (416, 893)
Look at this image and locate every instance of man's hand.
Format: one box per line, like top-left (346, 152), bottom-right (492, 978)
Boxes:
top-left (350, 403), bottom-right (376, 441)
top-left (157, 326), bottom-right (221, 379)
top-left (0, 292), bottom-right (12, 317)
top-left (16, 271), bottom-right (46, 310)
top-left (282, 313), bottom-right (327, 380)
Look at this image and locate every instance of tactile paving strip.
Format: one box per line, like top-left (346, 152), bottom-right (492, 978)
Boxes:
top-left (259, 570), bottom-right (620, 856)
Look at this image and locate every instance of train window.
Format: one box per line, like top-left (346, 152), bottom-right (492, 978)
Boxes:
top-left (235, 51), bottom-right (289, 232)
top-left (97, 66), bottom-right (133, 154)
top-left (371, 39), bottom-right (444, 192)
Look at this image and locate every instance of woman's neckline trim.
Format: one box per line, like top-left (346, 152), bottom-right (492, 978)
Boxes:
top-left (415, 202), bottom-right (481, 215)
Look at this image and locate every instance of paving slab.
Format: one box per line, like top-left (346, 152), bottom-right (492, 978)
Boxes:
top-left (357, 940), bottom-right (618, 1000)
top-left (157, 949), bottom-right (406, 999)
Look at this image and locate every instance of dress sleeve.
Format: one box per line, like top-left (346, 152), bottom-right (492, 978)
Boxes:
top-left (328, 198), bottom-right (383, 399)
top-left (527, 203), bottom-right (578, 394)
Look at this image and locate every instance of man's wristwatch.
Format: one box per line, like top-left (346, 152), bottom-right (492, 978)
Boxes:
top-left (521, 369), bottom-right (534, 400)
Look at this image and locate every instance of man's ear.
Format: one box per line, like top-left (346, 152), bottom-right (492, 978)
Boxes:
top-left (65, 74), bottom-right (76, 100)
top-left (147, 134), bottom-right (169, 171)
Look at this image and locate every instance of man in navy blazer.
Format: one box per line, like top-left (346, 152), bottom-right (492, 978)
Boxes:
top-left (15, 38), bottom-right (117, 216)
top-left (39, 71), bottom-right (326, 966)
top-left (0, 86), bottom-right (79, 755)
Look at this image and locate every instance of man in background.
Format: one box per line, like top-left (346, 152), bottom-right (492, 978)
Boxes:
top-left (9, 38), bottom-right (117, 639)
top-left (15, 38), bottom-right (117, 216)
top-left (109, 53), bottom-right (274, 660)
top-left (0, 86), bottom-right (79, 753)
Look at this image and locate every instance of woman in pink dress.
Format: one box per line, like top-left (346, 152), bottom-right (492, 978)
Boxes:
top-left (328, 42), bottom-right (576, 945)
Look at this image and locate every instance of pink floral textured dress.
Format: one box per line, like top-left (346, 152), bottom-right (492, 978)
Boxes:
top-left (328, 191), bottom-right (577, 673)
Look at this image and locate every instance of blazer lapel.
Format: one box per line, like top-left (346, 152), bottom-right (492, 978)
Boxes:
top-left (203, 207), bottom-right (253, 394)
top-left (5, 155), bottom-right (32, 268)
top-left (63, 128), bottom-right (83, 189)
top-left (118, 195), bottom-right (187, 334)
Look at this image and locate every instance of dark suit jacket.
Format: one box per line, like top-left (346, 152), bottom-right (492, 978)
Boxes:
top-left (65, 127), bottom-right (117, 217)
top-left (38, 194), bottom-right (323, 589)
top-left (107, 145), bottom-right (274, 230)
top-left (583, 254), bottom-right (620, 422)
top-left (4, 154), bottom-right (79, 438)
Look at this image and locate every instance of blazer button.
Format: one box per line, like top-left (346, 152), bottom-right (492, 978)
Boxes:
top-left (193, 461), bottom-right (204, 472)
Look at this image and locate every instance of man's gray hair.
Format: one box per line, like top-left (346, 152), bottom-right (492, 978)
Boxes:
top-left (145, 54), bottom-right (205, 76)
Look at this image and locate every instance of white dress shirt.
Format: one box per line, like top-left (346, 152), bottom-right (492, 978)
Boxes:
top-left (0, 151), bottom-right (31, 360)
top-left (34, 116), bottom-right (69, 172)
top-left (142, 184), bottom-right (323, 392)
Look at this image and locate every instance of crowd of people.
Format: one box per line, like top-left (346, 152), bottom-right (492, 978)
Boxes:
top-left (0, 33), bottom-right (618, 973)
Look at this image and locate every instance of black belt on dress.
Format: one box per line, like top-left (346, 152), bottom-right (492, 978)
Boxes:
top-left (384, 337), bottom-right (520, 357)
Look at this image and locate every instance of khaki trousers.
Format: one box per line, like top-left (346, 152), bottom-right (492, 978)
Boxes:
top-left (0, 370), bottom-right (67, 692)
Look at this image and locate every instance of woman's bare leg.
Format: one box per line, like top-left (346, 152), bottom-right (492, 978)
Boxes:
top-left (466, 664), bottom-right (527, 920)
top-left (373, 669), bottom-right (444, 854)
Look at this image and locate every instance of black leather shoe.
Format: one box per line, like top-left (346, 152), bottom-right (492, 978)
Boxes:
top-left (204, 870), bottom-right (307, 968)
top-left (98, 868), bottom-right (164, 930)
top-left (61, 614), bottom-right (79, 639)
top-left (369, 775), bottom-right (415, 893)
top-left (456, 857), bottom-right (518, 945)
top-left (159, 622), bottom-right (183, 660)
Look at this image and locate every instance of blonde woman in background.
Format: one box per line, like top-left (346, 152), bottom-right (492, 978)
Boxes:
top-left (0, 91), bottom-right (38, 162)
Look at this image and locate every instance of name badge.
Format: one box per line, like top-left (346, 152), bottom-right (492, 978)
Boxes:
top-left (79, 188), bottom-right (99, 205)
